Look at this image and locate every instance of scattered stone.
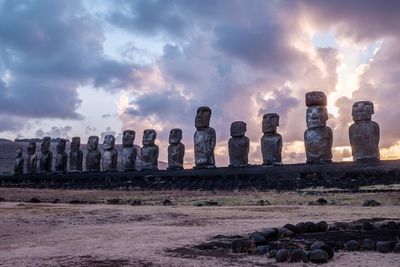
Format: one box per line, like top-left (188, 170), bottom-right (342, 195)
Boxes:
top-left (278, 227), bottom-right (293, 238)
top-left (283, 223), bottom-right (298, 233)
top-left (163, 199), bottom-right (172, 206)
top-left (256, 245), bottom-right (269, 255)
top-left (232, 239), bottom-right (251, 253)
top-left (276, 249), bottom-right (289, 262)
top-left (267, 249), bottom-right (277, 258)
top-left (308, 249), bottom-right (329, 264)
top-left (316, 221), bottom-right (328, 232)
top-left (290, 248), bottom-right (308, 263)
top-left (362, 222), bottom-right (376, 231)
top-left (29, 197), bottom-right (41, 203)
top-left (345, 240), bottom-right (360, 251)
top-left (304, 221), bottom-right (317, 233)
top-left (362, 238), bottom-right (376, 250)
top-left (130, 199), bottom-right (142, 206)
top-left (376, 241), bottom-right (396, 253)
top-left (51, 199), bottom-right (60, 204)
top-left (362, 199), bottom-right (381, 206)
top-left (296, 222), bottom-right (306, 233)
top-left (256, 199), bottom-right (271, 206)
top-left (0, 197), bottom-right (5, 202)
top-left (394, 243), bottom-right (400, 253)
top-left (258, 228), bottom-right (279, 241)
top-left (250, 232), bottom-right (267, 246)
top-left (106, 198), bottom-right (121, 205)
top-left (69, 200), bottom-right (87, 204)
top-left (311, 241), bottom-right (334, 259)
top-left (316, 198), bottom-right (328, 205)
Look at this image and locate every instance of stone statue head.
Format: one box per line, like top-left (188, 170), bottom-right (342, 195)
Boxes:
top-left (262, 113), bottom-right (280, 133)
top-left (195, 106), bottom-right (212, 129)
top-left (56, 138), bottom-right (67, 153)
top-left (169, 128), bottom-right (182, 144)
top-left (352, 101), bottom-right (374, 121)
top-left (87, 136), bottom-right (99, 151)
top-left (306, 106), bottom-right (328, 128)
top-left (122, 130), bottom-right (135, 147)
top-left (230, 121), bottom-right (247, 137)
top-left (16, 146), bottom-right (23, 157)
top-left (71, 137), bottom-right (80, 151)
top-left (305, 91), bottom-right (327, 107)
top-left (143, 129), bottom-right (157, 146)
top-left (103, 135), bottom-right (115, 150)
top-left (27, 142), bottom-right (36, 155)
top-left (41, 137), bottom-right (51, 153)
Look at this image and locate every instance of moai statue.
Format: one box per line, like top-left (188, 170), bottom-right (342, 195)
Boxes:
top-left (121, 130), bottom-right (137, 171)
top-left (102, 135), bottom-right (118, 171)
top-left (141, 129), bottom-right (159, 170)
top-left (86, 136), bottom-right (101, 172)
top-left (261, 113), bottom-right (283, 165)
top-left (228, 121), bottom-right (249, 167)
top-left (168, 128), bottom-right (185, 170)
top-left (194, 106), bottom-right (216, 168)
top-left (14, 146), bottom-right (24, 175)
top-left (39, 136), bottom-right (53, 173)
top-left (69, 137), bottom-right (83, 172)
top-left (349, 101), bottom-right (380, 162)
top-left (26, 142), bottom-right (37, 174)
top-left (304, 91), bottom-right (333, 164)
top-left (55, 138), bottom-right (68, 173)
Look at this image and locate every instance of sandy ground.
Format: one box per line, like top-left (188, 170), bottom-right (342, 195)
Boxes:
top-left (1, 189), bottom-right (400, 266)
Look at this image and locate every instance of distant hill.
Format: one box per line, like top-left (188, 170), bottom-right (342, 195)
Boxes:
top-left (0, 138), bottom-right (12, 143)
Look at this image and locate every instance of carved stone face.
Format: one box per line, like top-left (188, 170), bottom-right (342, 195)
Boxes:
top-left (122, 130), bottom-right (135, 147)
top-left (169, 128), bottom-right (182, 144)
top-left (87, 136), bottom-right (99, 151)
top-left (230, 121), bottom-right (246, 137)
top-left (305, 91), bottom-right (327, 107)
top-left (352, 101), bottom-right (374, 121)
top-left (103, 135), bottom-right (115, 150)
top-left (143, 129), bottom-right (156, 146)
top-left (195, 106), bottom-right (212, 129)
top-left (262, 113), bottom-right (279, 133)
top-left (306, 106), bottom-right (328, 128)
top-left (71, 137), bottom-right (80, 151)
top-left (16, 147), bottom-right (23, 157)
top-left (56, 139), bottom-right (66, 153)
top-left (41, 137), bottom-right (51, 153)
top-left (27, 142), bottom-right (36, 155)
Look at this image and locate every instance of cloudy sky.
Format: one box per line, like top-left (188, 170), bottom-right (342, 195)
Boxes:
top-left (0, 0), bottom-right (399, 166)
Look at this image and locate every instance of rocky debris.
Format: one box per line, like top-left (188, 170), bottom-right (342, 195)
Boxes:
top-left (250, 232), bottom-right (267, 246)
top-left (275, 248), bottom-right (289, 262)
top-left (308, 249), bottom-right (329, 263)
top-left (194, 200), bottom-right (219, 206)
top-left (267, 249), bottom-right (277, 258)
top-left (256, 199), bottom-right (271, 206)
top-left (362, 199), bottom-right (381, 206)
top-left (376, 241), bottom-right (396, 253)
top-left (362, 238), bottom-right (376, 250)
top-left (69, 199), bottom-right (87, 204)
top-left (394, 243), bottom-right (400, 253)
top-left (51, 198), bottom-right (60, 204)
top-left (316, 221), bottom-right (329, 232)
top-left (0, 197), bottom-right (5, 202)
top-left (232, 238), bottom-right (251, 253)
top-left (311, 241), bottom-right (334, 259)
top-left (278, 227), bottom-right (293, 238)
top-left (316, 198), bottom-right (328, 205)
top-left (258, 228), bottom-right (279, 241)
top-left (129, 199), bottom-right (142, 206)
top-left (362, 222), bottom-right (376, 231)
top-left (29, 197), bottom-right (41, 203)
top-left (283, 223), bottom-right (298, 233)
top-left (162, 199), bottom-right (172, 206)
top-left (256, 245), bottom-right (268, 255)
top-left (290, 248), bottom-right (308, 263)
top-left (345, 240), bottom-right (360, 251)
top-left (106, 198), bottom-right (121, 205)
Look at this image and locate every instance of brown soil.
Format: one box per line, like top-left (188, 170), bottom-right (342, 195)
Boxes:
top-left (0, 189), bottom-right (399, 266)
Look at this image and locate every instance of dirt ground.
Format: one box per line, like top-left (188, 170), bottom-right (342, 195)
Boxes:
top-left (0, 188), bottom-right (399, 266)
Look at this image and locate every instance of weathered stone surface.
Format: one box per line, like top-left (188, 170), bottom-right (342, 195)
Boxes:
top-left (256, 245), bottom-right (269, 255)
top-left (55, 138), bottom-right (68, 173)
top-left (349, 101), bottom-right (380, 162)
top-left (141, 129), bottom-right (159, 170)
top-left (394, 242), bottom-right (400, 253)
top-left (304, 103), bottom-right (332, 164)
top-left (194, 106), bottom-right (216, 168)
top-left (232, 238), bottom-right (251, 253)
top-left (283, 224), bottom-right (298, 233)
top-left (86, 136), bottom-right (101, 172)
top-left (121, 130), bottom-right (137, 171)
top-left (362, 238), bottom-right (376, 250)
top-left (250, 232), bottom-right (267, 246)
top-left (290, 248), bottom-right (308, 263)
top-left (39, 136), bottom-right (52, 173)
top-left (344, 240), bottom-right (360, 251)
top-left (229, 121), bottom-right (249, 167)
top-left (261, 113), bottom-right (282, 165)
top-left (69, 137), bottom-right (83, 172)
top-left (311, 241), bottom-right (334, 259)
top-left (14, 146), bottom-right (24, 175)
top-left (308, 249), bottom-right (329, 263)
top-left (362, 199), bottom-right (381, 206)
top-left (376, 241), bottom-right (396, 253)
top-left (276, 248), bottom-right (289, 262)
top-left (305, 91), bottom-right (327, 107)
top-left (102, 135), bottom-right (118, 171)
top-left (26, 142), bottom-right (37, 174)
top-left (168, 128), bottom-right (185, 170)
top-left (316, 221), bottom-right (329, 232)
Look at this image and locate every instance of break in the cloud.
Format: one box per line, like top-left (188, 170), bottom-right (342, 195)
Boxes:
top-left (0, 0), bottom-right (400, 165)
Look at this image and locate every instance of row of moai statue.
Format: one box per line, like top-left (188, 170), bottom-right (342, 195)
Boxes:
top-left (14, 91), bottom-right (380, 175)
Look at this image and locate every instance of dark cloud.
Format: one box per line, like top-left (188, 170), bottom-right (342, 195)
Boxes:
top-left (35, 126), bottom-right (73, 139)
